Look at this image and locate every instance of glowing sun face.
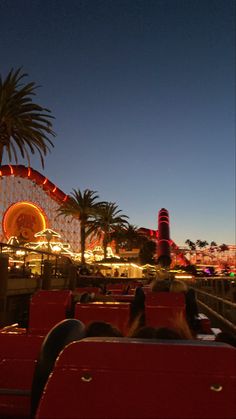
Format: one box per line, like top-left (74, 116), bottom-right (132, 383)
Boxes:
top-left (2, 201), bottom-right (47, 242)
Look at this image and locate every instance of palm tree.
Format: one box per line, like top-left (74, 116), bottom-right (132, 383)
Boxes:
top-left (0, 68), bottom-right (55, 167)
top-left (111, 224), bottom-right (145, 253)
top-left (57, 189), bottom-right (102, 264)
top-left (209, 241), bottom-right (218, 263)
top-left (185, 239), bottom-right (196, 264)
top-left (196, 239), bottom-right (209, 263)
top-left (94, 202), bottom-right (129, 259)
top-left (185, 239), bottom-right (196, 251)
top-left (196, 240), bottom-right (209, 250)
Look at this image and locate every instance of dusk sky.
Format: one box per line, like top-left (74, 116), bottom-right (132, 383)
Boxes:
top-left (0, 0), bottom-right (235, 246)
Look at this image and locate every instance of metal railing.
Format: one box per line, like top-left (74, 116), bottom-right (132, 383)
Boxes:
top-left (191, 277), bottom-right (236, 333)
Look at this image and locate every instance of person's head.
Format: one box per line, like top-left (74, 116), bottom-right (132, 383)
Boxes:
top-left (169, 280), bottom-right (188, 293)
top-left (215, 331), bottom-right (236, 347)
top-left (85, 321), bottom-right (123, 337)
top-left (151, 280), bottom-right (170, 292)
top-left (79, 292), bottom-right (92, 303)
top-left (155, 327), bottom-right (183, 340)
top-left (131, 326), bottom-right (157, 339)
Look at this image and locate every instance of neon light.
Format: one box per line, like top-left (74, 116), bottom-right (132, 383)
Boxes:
top-left (43, 178), bottom-right (48, 185)
top-left (2, 201), bottom-right (47, 238)
top-left (9, 165), bottom-right (14, 175)
top-left (0, 171), bottom-right (2, 176)
top-left (52, 186), bottom-right (57, 193)
top-left (159, 220), bottom-right (169, 225)
top-left (150, 230), bottom-right (153, 236)
top-left (63, 195), bottom-right (68, 202)
top-left (27, 167), bottom-right (31, 177)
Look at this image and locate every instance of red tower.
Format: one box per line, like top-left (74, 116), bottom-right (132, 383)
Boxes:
top-left (157, 208), bottom-right (171, 266)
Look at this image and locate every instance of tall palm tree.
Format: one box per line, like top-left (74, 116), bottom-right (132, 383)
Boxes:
top-left (57, 189), bottom-right (102, 264)
top-left (94, 202), bottom-right (129, 259)
top-left (0, 68), bottom-right (55, 167)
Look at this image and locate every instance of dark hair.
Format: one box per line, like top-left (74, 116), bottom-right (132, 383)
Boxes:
top-left (131, 326), bottom-right (157, 339)
top-left (85, 321), bottom-right (123, 337)
top-left (155, 327), bottom-right (183, 340)
top-left (79, 292), bottom-right (92, 303)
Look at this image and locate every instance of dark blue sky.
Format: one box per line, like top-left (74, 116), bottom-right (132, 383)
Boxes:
top-left (1, 0), bottom-right (235, 245)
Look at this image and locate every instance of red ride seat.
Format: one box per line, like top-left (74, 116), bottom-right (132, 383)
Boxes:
top-left (0, 332), bottom-right (44, 418)
top-left (28, 290), bottom-right (72, 335)
top-left (145, 292), bottom-right (186, 330)
top-left (74, 302), bottom-right (130, 335)
top-left (36, 338), bottom-right (236, 419)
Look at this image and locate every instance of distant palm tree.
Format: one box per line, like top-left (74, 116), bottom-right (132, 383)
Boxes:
top-left (196, 240), bottom-right (209, 263)
top-left (94, 202), bottom-right (129, 259)
top-left (210, 241), bottom-right (217, 247)
top-left (196, 239), bottom-right (209, 250)
top-left (0, 68), bottom-right (55, 167)
top-left (209, 241), bottom-right (218, 262)
top-left (111, 224), bottom-right (144, 252)
top-left (185, 239), bottom-right (196, 251)
top-left (57, 189), bottom-right (102, 264)
top-left (218, 243), bottom-right (229, 253)
top-left (185, 239), bottom-right (196, 264)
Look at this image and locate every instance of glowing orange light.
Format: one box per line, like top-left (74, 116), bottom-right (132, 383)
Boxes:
top-left (52, 186), bottom-right (57, 193)
top-left (43, 178), bottom-right (48, 185)
top-left (2, 201), bottom-right (47, 241)
top-left (63, 195), bottom-right (68, 202)
top-left (27, 167), bottom-right (31, 177)
top-left (9, 165), bottom-right (14, 175)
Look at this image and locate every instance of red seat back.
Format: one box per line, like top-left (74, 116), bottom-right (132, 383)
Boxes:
top-left (0, 332), bottom-right (44, 418)
top-left (28, 290), bottom-right (72, 335)
top-left (74, 302), bottom-right (130, 335)
top-left (145, 292), bottom-right (186, 330)
top-left (36, 338), bottom-right (236, 419)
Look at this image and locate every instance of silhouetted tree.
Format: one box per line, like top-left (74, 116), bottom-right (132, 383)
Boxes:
top-left (57, 189), bottom-right (102, 264)
top-left (0, 68), bottom-right (55, 167)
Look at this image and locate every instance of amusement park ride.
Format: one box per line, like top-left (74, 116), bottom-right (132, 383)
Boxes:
top-left (0, 164), bottom-right (187, 265)
top-left (0, 164), bottom-right (81, 251)
top-left (0, 165), bottom-right (235, 418)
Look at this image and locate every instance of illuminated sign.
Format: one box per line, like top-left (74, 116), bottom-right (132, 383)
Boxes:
top-left (2, 201), bottom-right (47, 242)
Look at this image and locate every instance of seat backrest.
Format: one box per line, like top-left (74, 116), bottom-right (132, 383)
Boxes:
top-left (74, 302), bottom-right (130, 335)
top-left (36, 338), bottom-right (236, 419)
top-left (28, 290), bottom-right (72, 335)
top-left (0, 332), bottom-right (44, 418)
top-left (31, 318), bottom-right (85, 418)
top-left (145, 292), bottom-right (186, 329)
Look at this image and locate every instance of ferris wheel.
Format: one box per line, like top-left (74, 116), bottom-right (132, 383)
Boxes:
top-left (0, 165), bottom-right (81, 252)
